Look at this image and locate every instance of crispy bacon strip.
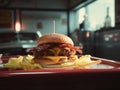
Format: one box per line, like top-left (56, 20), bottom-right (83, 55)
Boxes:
top-left (27, 43), bottom-right (82, 55)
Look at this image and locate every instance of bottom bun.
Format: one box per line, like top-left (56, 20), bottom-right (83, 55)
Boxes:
top-left (34, 59), bottom-right (62, 68)
top-left (41, 64), bottom-right (62, 68)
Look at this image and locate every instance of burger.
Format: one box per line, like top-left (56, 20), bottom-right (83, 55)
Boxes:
top-left (28, 33), bottom-right (82, 68)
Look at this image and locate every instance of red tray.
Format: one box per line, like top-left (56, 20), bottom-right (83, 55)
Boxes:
top-left (0, 55), bottom-right (120, 77)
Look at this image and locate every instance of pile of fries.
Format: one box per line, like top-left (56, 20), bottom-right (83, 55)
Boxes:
top-left (3, 55), bottom-right (101, 70)
top-left (4, 55), bottom-right (42, 70)
top-left (61, 55), bottom-right (101, 68)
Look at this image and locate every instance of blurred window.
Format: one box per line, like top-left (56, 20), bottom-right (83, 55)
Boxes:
top-left (78, 0), bottom-right (115, 31)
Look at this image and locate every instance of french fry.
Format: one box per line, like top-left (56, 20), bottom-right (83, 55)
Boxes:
top-left (61, 62), bottom-right (74, 67)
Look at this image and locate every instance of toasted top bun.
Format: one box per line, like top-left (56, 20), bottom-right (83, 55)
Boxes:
top-left (37, 33), bottom-right (74, 46)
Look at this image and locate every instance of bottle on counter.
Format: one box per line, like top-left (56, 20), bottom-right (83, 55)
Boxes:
top-left (104, 7), bottom-right (111, 28)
